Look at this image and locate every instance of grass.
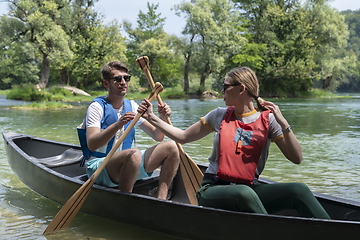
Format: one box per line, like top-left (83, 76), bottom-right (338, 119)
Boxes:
top-left (298, 88), bottom-right (352, 98)
top-left (13, 102), bottom-right (76, 110)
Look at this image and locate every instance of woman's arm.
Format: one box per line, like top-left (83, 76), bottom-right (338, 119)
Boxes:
top-left (138, 99), bottom-right (211, 144)
top-left (261, 100), bottom-right (302, 164)
top-left (138, 102), bottom-right (172, 142)
top-left (274, 132), bottom-right (302, 164)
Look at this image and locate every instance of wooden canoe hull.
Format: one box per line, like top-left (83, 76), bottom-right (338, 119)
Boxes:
top-left (3, 131), bottom-right (360, 239)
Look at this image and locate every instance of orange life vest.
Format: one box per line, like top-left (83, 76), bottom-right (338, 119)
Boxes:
top-left (217, 107), bottom-right (270, 185)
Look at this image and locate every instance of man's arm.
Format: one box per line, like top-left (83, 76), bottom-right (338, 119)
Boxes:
top-left (86, 102), bottom-right (135, 151)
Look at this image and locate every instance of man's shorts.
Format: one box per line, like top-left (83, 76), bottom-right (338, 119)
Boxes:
top-left (85, 149), bottom-right (152, 188)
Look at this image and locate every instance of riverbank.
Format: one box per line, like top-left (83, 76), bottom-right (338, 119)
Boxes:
top-left (0, 86), bottom-right (353, 110)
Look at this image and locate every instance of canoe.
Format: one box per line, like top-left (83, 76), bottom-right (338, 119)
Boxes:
top-left (3, 131), bottom-right (360, 239)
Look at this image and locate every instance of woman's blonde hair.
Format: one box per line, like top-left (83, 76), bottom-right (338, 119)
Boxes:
top-left (227, 67), bottom-right (267, 111)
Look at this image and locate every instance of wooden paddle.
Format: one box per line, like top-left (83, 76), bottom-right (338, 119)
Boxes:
top-left (136, 56), bottom-right (203, 205)
top-left (43, 83), bottom-right (164, 235)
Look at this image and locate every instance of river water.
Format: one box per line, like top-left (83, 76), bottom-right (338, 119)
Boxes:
top-left (0, 94), bottom-right (359, 239)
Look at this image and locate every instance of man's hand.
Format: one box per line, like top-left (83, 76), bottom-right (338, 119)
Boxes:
top-left (116, 111), bottom-right (135, 129)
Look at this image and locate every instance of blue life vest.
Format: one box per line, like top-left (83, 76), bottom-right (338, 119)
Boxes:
top-left (77, 97), bottom-right (135, 167)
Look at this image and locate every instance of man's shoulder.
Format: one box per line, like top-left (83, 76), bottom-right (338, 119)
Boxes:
top-left (93, 96), bottom-right (108, 104)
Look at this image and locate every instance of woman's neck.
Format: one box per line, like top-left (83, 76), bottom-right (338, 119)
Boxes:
top-left (234, 102), bottom-right (255, 115)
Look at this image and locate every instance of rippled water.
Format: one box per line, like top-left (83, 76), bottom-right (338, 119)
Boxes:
top-left (0, 94), bottom-right (359, 239)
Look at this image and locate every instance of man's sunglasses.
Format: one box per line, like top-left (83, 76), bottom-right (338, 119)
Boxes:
top-left (223, 83), bottom-right (240, 91)
top-left (110, 75), bottom-right (131, 82)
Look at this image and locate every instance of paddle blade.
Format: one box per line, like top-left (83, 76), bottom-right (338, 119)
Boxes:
top-left (43, 176), bottom-right (95, 235)
top-left (178, 149), bottom-right (203, 205)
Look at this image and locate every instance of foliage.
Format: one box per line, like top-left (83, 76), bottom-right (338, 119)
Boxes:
top-left (7, 84), bottom-right (53, 101)
top-left (174, 0), bottom-right (247, 93)
top-left (304, 0), bottom-right (350, 91)
top-left (0, 38), bottom-right (40, 89)
top-left (7, 84), bottom-right (78, 102)
top-left (297, 88), bottom-right (350, 98)
top-left (0, 0), bottom-right (359, 98)
top-left (338, 9), bottom-right (360, 92)
top-left (48, 87), bottom-right (73, 96)
top-left (123, 3), bottom-right (182, 87)
top-left (3, 0), bottom-right (75, 88)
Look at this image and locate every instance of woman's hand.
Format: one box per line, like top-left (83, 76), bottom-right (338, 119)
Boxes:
top-left (261, 100), bottom-right (288, 129)
top-left (157, 102), bottom-right (171, 120)
top-left (138, 98), bottom-right (153, 120)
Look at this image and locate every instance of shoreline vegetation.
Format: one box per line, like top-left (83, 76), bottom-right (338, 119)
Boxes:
top-left (0, 85), bottom-right (353, 110)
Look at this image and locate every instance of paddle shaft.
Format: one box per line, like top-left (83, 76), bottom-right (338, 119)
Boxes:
top-left (43, 84), bottom-right (163, 235)
top-left (136, 56), bottom-right (203, 205)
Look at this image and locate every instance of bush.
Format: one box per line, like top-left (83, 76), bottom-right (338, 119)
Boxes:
top-left (7, 85), bottom-right (87, 102)
top-left (48, 87), bottom-right (73, 96)
top-left (7, 84), bottom-right (58, 102)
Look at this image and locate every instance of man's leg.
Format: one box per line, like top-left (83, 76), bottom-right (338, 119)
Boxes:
top-left (143, 141), bottom-right (180, 199)
top-left (106, 148), bottom-right (142, 192)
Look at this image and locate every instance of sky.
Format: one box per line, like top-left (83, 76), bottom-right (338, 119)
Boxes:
top-left (0, 0), bottom-right (359, 36)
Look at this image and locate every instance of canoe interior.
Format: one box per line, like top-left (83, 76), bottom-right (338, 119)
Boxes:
top-left (8, 134), bottom-right (187, 201)
top-left (4, 132), bottom-right (360, 223)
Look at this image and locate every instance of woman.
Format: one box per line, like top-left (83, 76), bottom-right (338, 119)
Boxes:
top-left (138, 67), bottom-right (330, 219)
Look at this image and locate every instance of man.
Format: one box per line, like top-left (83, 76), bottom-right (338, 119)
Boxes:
top-left (78, 61), bottom-right (180, 199)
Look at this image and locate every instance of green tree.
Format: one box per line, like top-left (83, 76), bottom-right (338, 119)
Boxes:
top-left (124, 2), bottom-right (182, 87)
top-left (174, 0), bottom-right (247, 93)
top-left (234, 0), bottom-right (317, 96)
top-left (71, 20), bottom-right (127, 89)
top-left (339, 9), bottom-right (360, 92)
top-left (2, 0), bottom-right (73, 89)
top-left (304, 0), bottom-right (349, 91)
top-left (0, 15), bottom-right (39, 89)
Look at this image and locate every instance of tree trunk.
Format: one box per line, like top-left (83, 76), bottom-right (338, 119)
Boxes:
top-left (83, 73), bottom-right (89, 89)
top-left (199, 74), bottom-right (206, 91)
top-left (37, 55), bottom-right (50, 89)
top-left (184, 35), bottom-right (195, 94)
top-left (60, 69), bottom-right (69, 85)
top-left (323, 76), bottom-right (332, 90)
top-left (184, 51), bottom-right (191, 93)
top-left (199, 60), bottom-right (211, 92)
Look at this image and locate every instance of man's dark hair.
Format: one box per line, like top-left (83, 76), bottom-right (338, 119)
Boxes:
top-left (101, 61), bottom-right (129, 80)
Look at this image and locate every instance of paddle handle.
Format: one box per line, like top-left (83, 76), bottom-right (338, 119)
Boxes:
top-left (136, 56), bottom-right (172, 125)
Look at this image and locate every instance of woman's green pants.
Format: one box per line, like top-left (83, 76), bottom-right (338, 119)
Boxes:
top-left (197, 180), bottom-right (330, 219)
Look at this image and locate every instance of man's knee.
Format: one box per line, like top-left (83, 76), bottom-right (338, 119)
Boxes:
top-left (165, 140), bottom-right (179, 152)
top-left (161, 141), bottom-right (180, 158)
top-left (121, 148), bottom-right (142, 167)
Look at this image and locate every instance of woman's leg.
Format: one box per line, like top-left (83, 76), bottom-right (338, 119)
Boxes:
top-left (197, 184), bottom-right (268, 214)
top-left (253, 182), bottom-right (330, 219)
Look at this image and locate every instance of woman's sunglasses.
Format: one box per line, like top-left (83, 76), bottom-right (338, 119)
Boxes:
top-left (223, 83), bottom-right (240, 91)
top-left (110, 75), bottom-right (131, 82)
